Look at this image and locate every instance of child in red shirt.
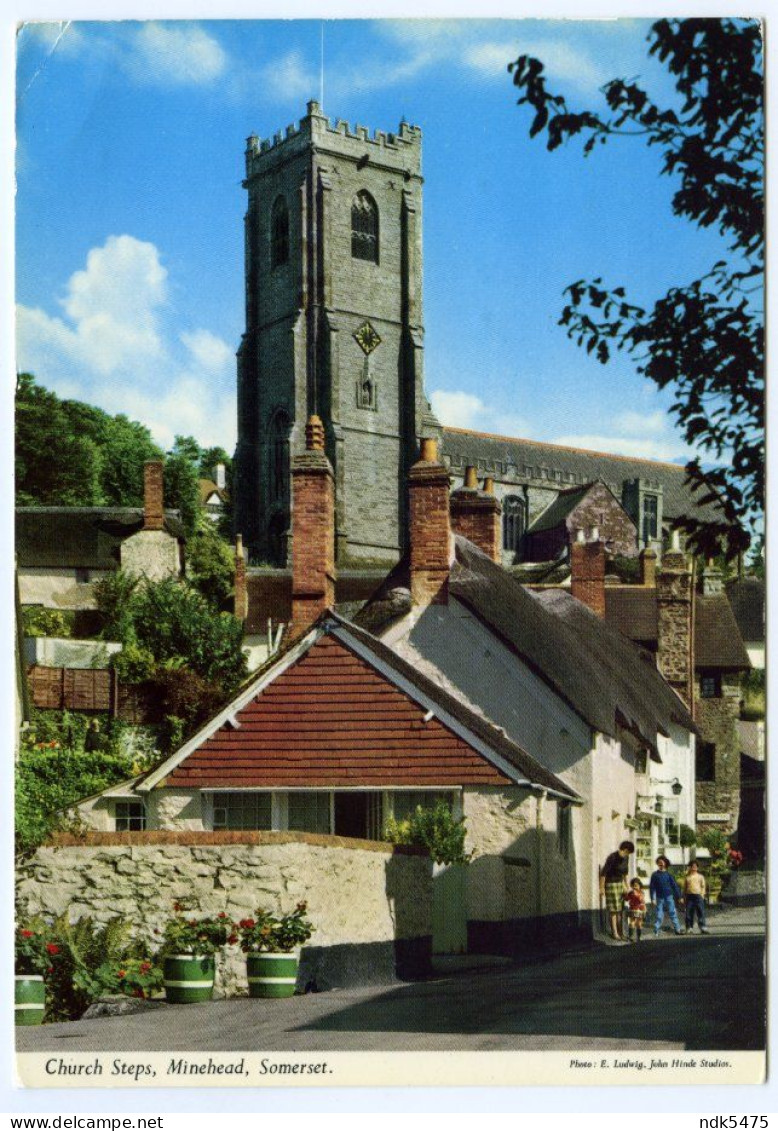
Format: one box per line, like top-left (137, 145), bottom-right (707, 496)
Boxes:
top-left (624, 877), bottom-right (646, 942)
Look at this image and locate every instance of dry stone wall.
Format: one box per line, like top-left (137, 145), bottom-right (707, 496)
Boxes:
top-left (16, 833), bottom-right (432, 996)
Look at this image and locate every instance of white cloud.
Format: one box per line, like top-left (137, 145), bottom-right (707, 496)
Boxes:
top-left (126, 23), bottom-right (227, 86)
top-left (613, 410), bottom-right (668, 436)
top-left (257, 50), bottom-right (317, 103)
top-left (552, 432), bottom-right (689, 463)
top-left (16, 235), bottom-right (237, 451)
top-left (430, 389), bottom-right (529, 439)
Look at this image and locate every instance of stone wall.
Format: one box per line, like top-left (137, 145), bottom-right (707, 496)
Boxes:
top-left (15, 833), bottom-right (433, 994)
top-left (696, 673), bottom-right (743, 834)
top-left (120, 530), bottom-right (181, 582)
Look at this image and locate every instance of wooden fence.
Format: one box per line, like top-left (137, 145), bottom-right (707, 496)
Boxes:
top-left (27, 666), bottom-right (163, 724)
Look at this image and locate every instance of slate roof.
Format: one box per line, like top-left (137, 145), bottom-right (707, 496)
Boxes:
top-left (442, 427), bottom-right (723, 522)
top-left (449, 538), bottom-right (695, 749)
top-left (726, 577), bottom-right (765, 644)
top-left (16, 508), bottom-right (186, 570)
top-left (526, 483), bottom-right (591, 534)
top-left (145, 614), bottom-right (579, 802)
top-left (695, 594), bottom-right (752, 670)
top-left (605, 587), bottom-right (751, 671)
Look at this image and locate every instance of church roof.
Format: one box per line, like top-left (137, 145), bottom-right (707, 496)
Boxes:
top-left (441, 427), bottom-right (723, 522)
top-left (526, 483), bottom-right (592, 533)
top-left (16, 507), bottom-right (186, 570)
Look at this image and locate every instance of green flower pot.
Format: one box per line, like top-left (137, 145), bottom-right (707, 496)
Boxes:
top-left (163, 955), bottom-right (215, 1004)
top-left (247, 952), bottom-right (300, 999)
top-left (15, 975), bottom-right (45, 1026)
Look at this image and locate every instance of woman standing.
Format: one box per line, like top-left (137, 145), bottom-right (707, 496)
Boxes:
top-left (599, 840), bottom-right (635, 941)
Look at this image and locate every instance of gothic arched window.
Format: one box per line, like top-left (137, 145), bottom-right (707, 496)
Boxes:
top-left (271, 196), bottom-right (289, 269)
top-left (351, 191), bottom-right (379, 263)
top-left (268, 411), bottom-right (290, 504)
top-left (503, 495), bottom-right (527, 554)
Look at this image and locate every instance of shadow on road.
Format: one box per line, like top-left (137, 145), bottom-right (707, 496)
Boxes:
top-left (291, 934), bottom-right (766, 1050)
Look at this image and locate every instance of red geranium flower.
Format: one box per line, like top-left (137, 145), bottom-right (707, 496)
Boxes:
top-left (118, 969), bottom-right (126, 978)
top-left (46, 943), bottom-right (60, 955)
top-left (20, 929), bottom-right (34, 938)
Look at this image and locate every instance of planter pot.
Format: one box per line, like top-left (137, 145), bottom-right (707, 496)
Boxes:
top-left (707, 877), bottom-right (723, 905)
top-left (15, 975), bottom-right (45, 1026)
top-left (163, 955), bottom-right (215, 1004)
top-left (247, 951), bottom-right (300, 999)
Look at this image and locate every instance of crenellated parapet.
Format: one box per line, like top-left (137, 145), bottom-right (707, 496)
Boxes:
top-left (245, 100), bottom-right (421, 180)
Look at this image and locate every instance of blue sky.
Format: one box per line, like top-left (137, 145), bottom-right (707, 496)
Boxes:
top-left (15, 18), bottom-right (731, 461)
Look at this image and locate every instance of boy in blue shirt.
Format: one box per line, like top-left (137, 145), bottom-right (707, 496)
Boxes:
top-left (649, 855), bottom-right (683, 936)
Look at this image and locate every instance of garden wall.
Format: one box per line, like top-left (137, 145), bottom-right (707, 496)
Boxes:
top-left (15, 832), bottom-right (433, 995)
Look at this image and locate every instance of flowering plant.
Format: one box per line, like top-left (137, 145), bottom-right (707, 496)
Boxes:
top-left (160, 901), bottom-right (236, 957)
top-left (85, 958), bottom-right (164, 999)
top-left (15, 924), bottom-right (59, 976)
top-left (728, 848), bottom-right (744, 869)
top-left (234, 903), bottom-right (313, 954)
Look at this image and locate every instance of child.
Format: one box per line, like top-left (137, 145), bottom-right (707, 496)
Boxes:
top-left (624, 877), bottom-right (646, 942)
top-left (649, 855), bottom-right (683, 936)
top-left (683, 860), bottom-right (709, 934)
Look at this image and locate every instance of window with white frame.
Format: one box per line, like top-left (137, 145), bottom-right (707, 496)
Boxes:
top-left (390, 791), bottom-right (454, 823)
top-left (287, 792), bottom-right (331, 834)
top-left (212, 792), bottom-right (272, 831)
top-left (114, 800), bottom-right (146, 832)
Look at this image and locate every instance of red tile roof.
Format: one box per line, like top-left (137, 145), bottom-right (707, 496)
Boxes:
top-left (165, 634), bottom-right (512, 789)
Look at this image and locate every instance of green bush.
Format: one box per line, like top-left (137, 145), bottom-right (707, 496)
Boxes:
top-left (680, 824), bottom-right (697, 849)
top-left (22, 607), bottom-right (75, 638)
top-left (45, 915), bottom-right (160, 1020)
top-left (384, 801), bottom-right (470, 866)
top-left (112, 642), bottom-right (156, 684)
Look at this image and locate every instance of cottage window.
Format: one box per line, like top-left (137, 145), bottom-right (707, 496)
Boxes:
top-left (114, 801), bottom-right (146, 832)
top-left (288, 792), bottom-right (331, 834)
top-left (696, 741), bottom-right (716, 782)
top-left (502, 495), bottom-right (526, 554)
top-left (390, 791), bottom-right (453, 823)
top-left (212, 792), bottom-right (272, 830)
top-left (351, 191), bottom-right (379, 263)
top-left (700, 672), bottom-right (722, 699)
top-left (271, 196), bottom-right (289, 269)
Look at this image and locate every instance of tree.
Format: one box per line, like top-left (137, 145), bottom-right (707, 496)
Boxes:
top-left (187, 519), bottom-right (235, 608)
top-left (163, 450), bottom-right (200, 538)
top-left (510, 18), bottom-right (763, 557)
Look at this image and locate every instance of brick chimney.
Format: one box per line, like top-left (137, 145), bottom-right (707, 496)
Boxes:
top-left (656, 530), bottom-right (694, 708)
top-left (408, 437), bottom-right (451, 607)
top-left (290, 416), bottom-right (336, 637)
top-left (450, 466), bottom-right (501, 563)
top-left (640, 546), bottom-right (657, 587)
top-left (234, 534), bottom-right (248, 622)
top-left (143, 460), bottom-right (165, 531)
top-left (570, 529), bottom-right (606, 617)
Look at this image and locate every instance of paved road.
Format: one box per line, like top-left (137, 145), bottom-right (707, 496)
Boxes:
top-left (17, 907), bottom-right (765, 1053)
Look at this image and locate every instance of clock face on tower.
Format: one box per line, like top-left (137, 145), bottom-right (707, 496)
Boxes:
top-left (354, 321), bottom-right (382, 355)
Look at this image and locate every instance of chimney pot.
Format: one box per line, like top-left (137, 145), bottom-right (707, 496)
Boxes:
top-left (591, 526), bottom-right (600, 543)
top-left (420, 437), bottom-right (438, 463)
top-left (483, 476), bottom-right (494, 496)
top-left (464, 466), bottom-right (478, 489)
top-left (234, 533), bottom-right (248, 621)
top-left (305, 415), bottom-right (326, 452)
top-left (235, 534), bottom-right (244, 560)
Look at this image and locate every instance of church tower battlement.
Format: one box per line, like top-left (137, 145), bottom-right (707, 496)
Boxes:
top-left (234, 100), bottom-right (439, 565)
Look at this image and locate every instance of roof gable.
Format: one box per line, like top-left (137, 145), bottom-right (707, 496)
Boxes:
top-left (141, 618), bottom-right (579, 800)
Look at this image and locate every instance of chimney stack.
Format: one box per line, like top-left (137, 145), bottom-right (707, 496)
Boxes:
top-left (702, 558), bottom-right (724, 596)
top-left (290, 416), bottom-right (336, 637)
top-left (234, 534), bottom-right (248, 622)
top-left (640, 546), bottom-right (657, 587)
top-left (656, 536), bottom-right (693, 708)
top-left (143, 460), bottom-right (165, 531)
top-left (449, 465), bottom-right (502, 563)
top-left (570, 529), bottom-right (606, 617)
top-left (215, 463), bottom-right (226, 491)
top-left (408, 437), bottom-right (451, 607)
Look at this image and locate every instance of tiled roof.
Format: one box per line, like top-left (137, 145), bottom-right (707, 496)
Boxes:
top-left (16, 507), bottom-right (185, 570)
top-left (441, 427), bottom-right (723, 522)
top-left (726, 577), bottom-right (765, 644)
top-left (162, 623), bottom-right (578, 798)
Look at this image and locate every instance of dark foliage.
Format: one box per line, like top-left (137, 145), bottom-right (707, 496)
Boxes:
top-left (510, 19), bottom-right (764, 558)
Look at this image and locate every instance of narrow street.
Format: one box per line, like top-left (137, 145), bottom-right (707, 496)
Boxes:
top-left (17, 906), bottom-right (765, 1053)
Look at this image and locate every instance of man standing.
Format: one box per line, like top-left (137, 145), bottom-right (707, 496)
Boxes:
top-left (650, 855), bottom-right (683, 936)
top-left (599, 840), bottom-right (635, 941)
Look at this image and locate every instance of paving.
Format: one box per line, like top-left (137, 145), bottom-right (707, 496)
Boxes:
top-left (17, 906), bottom-right (765, 1054)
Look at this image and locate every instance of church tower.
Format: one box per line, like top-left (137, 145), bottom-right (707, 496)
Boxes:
top-left (233, 100), bottom-right (440, 565)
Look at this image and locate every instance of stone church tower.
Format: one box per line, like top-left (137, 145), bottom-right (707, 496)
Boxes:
top-left (234, 100), bottom-right (440, 565)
